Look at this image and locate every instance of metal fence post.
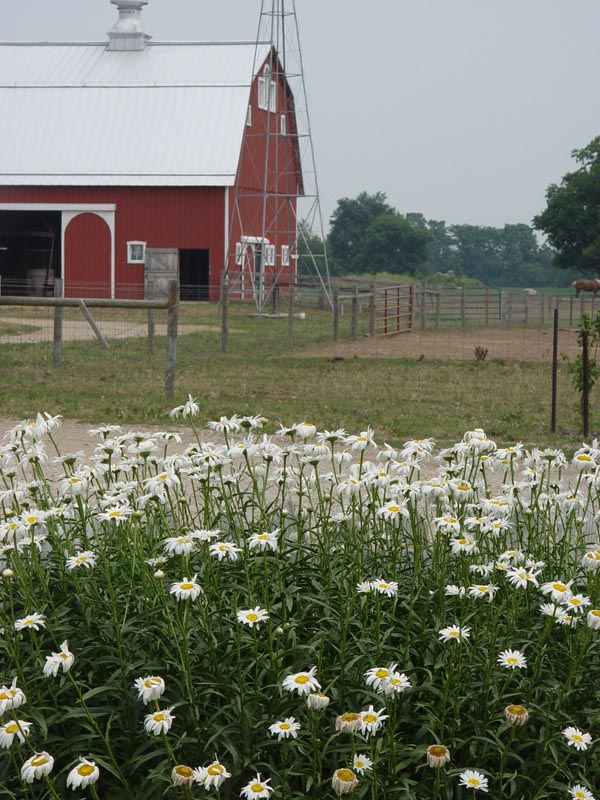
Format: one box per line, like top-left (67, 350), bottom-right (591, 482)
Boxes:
top-left (221, 275), bottom-right (229, 354)
top-left (333, 288), bottom-right (340, 341)
top-left (368, 283), bottom-right (376, 335)
top-left (53, 279), bottom-right (63, 364)
top-left (146, 279), bottom-right (155, 356)
top-left (288, 282), bottom-right (295, 348)
top-left (420, 282), bottom-right (426, 330)
top-left (460, 286), bottom-right (466, 328)
top-left (351, 287), bottom-right (359, 339)
top-left (164, 280), bottom-right (179, 401)
top-left (435, 285), bottom-right (441, 330)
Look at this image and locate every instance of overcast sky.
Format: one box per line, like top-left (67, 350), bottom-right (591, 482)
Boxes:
top-left (4, 0), bottom-right (600, 231)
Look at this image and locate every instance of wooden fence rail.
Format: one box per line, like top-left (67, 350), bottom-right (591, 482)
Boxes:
top-left (0, 279), bottom-right (179, 399)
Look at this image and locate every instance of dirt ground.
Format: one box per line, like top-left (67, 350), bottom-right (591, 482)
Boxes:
top-left (303, 325), bottom-right (581, 363)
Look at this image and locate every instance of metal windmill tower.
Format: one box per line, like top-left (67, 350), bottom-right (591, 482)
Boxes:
top-left (225, 0), bottom-right (331, 313)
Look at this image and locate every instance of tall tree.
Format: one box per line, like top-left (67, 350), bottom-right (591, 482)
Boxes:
top-left (328, 192), bottom-right (394, 274)
top-left (534, 136), bottom-right (600, 274)
top-left (356, 214), bottom-right (430, 275)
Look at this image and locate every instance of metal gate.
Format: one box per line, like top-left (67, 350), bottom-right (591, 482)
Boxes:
top-left (374, 284), bottom-right (414, 335)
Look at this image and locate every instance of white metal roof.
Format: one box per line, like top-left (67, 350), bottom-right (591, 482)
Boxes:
top-left (0, 42), bottom-right (270, 187)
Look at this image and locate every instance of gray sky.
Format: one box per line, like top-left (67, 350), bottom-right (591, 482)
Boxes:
top-left (4, 0), bottom-right (600, 231)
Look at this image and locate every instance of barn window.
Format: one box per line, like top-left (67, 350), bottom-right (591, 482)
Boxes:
top-left (127, 241), bottom-right (146, 264)
top-left (280, 114), bottom-right (287, 135)
top-left (281, 245), bottom-right (290, 266)
top-left (264, 245), bottom-right (276, 266)
top-left (258, 65), bottom-right (277, 112)
top-left (246, 104), bottom-right (252, 127)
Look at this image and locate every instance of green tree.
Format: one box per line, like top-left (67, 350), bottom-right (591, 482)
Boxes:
top-left (296, 221), bottom-right (326, 276)
top-left (534, 135), bottom-right (600, 274)
top-left (356, 213), bottom-right (430, 275)
top-left (328, 191), bottom-right (394, 274)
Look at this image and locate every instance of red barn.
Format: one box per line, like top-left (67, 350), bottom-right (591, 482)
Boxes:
top-left (0, 0), bottom-right (301, 301)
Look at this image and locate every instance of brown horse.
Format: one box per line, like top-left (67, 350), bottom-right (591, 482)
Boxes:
top-left (573, 278), bottom-right (600, 296)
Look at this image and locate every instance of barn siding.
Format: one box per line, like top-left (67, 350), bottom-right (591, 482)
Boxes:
top-left (0, 186), bottom-right (225, 299)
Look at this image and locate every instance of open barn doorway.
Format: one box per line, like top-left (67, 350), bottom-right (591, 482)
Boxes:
top-left (0, 210), bottom-right (61, 295)
top-left (179, 249), bottom-right (209, 300)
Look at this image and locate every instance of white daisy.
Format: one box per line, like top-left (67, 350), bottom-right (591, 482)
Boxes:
top-left (268, 717), bottom-right (301, 740)
top-left (281, 667), bottom-right (321, 696)
top-left (237, 607), bottom-right (269, 629)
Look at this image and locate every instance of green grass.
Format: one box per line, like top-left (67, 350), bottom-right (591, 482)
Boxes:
top-left (0, 330), bottom-right (593, 450)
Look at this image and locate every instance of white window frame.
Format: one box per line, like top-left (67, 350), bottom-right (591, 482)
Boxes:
top-left (264, 244), bottom-right (276, 266)
top-left (281, 245), bottom-right (290, 266)
top-left (246, 104), bottom-right (252, 127)
top-left (235, 242), bottom-right (244, 265)
top-left (280, 114), bottom-right (287, 135)
top-left (258, 66), bottom-right (277, 112)
top-left (127, 241), bottom-right (146, 264)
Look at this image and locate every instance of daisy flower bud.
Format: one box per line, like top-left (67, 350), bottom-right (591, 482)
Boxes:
top-left (171, 765), bottom-right (194, 787)
top-left (307, 692), bottom-right (330, 710)
top-left (332, 768), bottom-right (358, 795)
top-left (335, 712), bottom-right (361, 733)
top-left (504, 704), bottom-right (529, 726)
top-left (587, 609), bottom-right (600, 630)
top-left (426, 744), bottom-right (451, 768)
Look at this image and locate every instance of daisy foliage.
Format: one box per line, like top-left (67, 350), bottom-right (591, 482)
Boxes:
top-left (0, 414), bottom-right (598, 798)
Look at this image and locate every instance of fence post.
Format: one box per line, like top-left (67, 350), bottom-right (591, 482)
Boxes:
top-left (524, 293), bottom-right (529, 325)
top-left (541, 293), bottom-right (545, 326)
top-left (460, 286), bottom-right (466, 328)
top-left (435, 285), bottom-right (441, 330)
top-left (164, 280), bottom-right (179, 401)
top-left (146, 279), bottom-right (155, 356)
top-left (351, 286), bottom-right (359, 339)
top-left (318, 285), bottom-right (325, 310)
top-left (333, 288), bottom-right (340, 341)
top-left (485, 287), bottom-right (489, 326)
top-left (288, 282), bottom-right (295, 348)
top-left (368, 283), bottom-right (376, 335)
top-left (420, 282), bottom-right (427, 330)
top-left (551, 307), bottom-right (558, 433)
top-left (53, 279), bottom-right (63, 364)
top-left (221, 274), bottom-right (229, 354)
top-left (582, 329), bottom-right (590, 438)
top-left (569, 297), bottom-right (574, 327)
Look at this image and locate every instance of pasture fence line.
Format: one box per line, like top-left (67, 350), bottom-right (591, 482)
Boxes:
top-left (0, 279), bottom-right (179, 399)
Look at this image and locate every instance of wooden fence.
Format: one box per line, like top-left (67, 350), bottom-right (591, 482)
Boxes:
top-left (0, 279), bottom-right (179, 399)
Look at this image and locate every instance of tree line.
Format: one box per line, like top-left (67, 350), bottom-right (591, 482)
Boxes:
top-left (300, 191), bottom-right (572, 287)
top-left (302, 132), bottom-right (600, 288)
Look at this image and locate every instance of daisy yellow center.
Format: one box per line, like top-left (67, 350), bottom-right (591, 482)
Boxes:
top-left (457, 484), bottom-right (469, 491)
top-left (219, 545), bottom-right (228, 551)
top-left (24, 619), bottom-right (35, 625)
top-left (478, 586), bottom-right (487, 592)
top-left (468, 778), bottom-right (481, 786)
top-left (75, 556), bottom-right (87, 563)
top-left (70, 477), bottom-right (82, 483)
top-left (59, 653), bottom-right (69, 660)
top-left (144, 678), bottom-right (160, 687)
top-left (591, 610), bottom-right (600, 617)
top-left (180, 583), bottom-right (193, 590)
top-left (109, 510), bottom-right (121, 517)
top-left (356, 760), bottom-right (365, 768)
top-left (388, 505), bottom-right (400, 512)
top-left (78, 765), bottom-right (95, 776)
top-left (379, 583), bottom-right (389, 589)
top-left (27, 517), bottom-right (38, 524)
top-left (571, 598), bottom-right (581, 605)
top-left (507, 657), bottom-right (518, 664)
top-left (158, 473), bottom-right (167, 480)
top-left (0, 692), bottom-right (8, 700)
top-left (176, 766), bottom-right (193, 777)
top-left (5, 722), bottom-right (18, 733)
top-left (575, 792), bottom-right (586, 799)
top-left (246, 613), bottom-right (258, 621)
top-left (208, 765), bottom-right (224, 775)
top-left (340, 712), bottom-right (359, 722)
top-left (337, 769), bottom-right (355, 782)
top-left (258, 534), bottom-right (269, 540)
top-left (449, 630), bottom-right (459, 636)
top-left (507, 705), bottom-right (526, 715)
top-left (31, 755), bottom-right (48, 767)
top-left (294, 675), bottom-right (310, 684)
top-left (251, 783), bottom-right (264, 792)
top-left (280, 723), bottom-right (291, 730)
top-left (553, 582), bottom-right (566, 592)
top-left (363, 714), bottom-right (377, 723)
top-left (375, 669), bottom-right (388, 679)
top-left (577, 454), bottom-right (592, 461)
top-left (572, 734), bottom-right (583, 742)
top-left (154, 713), bottom-right (165, 722)
top-left (458, 538), bottom-right (468, 545)
top-left (428, 745), bottom-right (447, 757)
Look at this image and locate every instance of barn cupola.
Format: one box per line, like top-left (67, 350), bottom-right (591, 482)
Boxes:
top-left (107, 0), bottom-right (151, 51)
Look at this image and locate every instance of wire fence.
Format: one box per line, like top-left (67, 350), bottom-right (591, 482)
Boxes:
top-left (0, 278), bottom-right (598, 439)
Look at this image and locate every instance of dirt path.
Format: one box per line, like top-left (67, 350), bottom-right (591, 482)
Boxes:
top-left (301, 326), bottom-right (580, 363)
